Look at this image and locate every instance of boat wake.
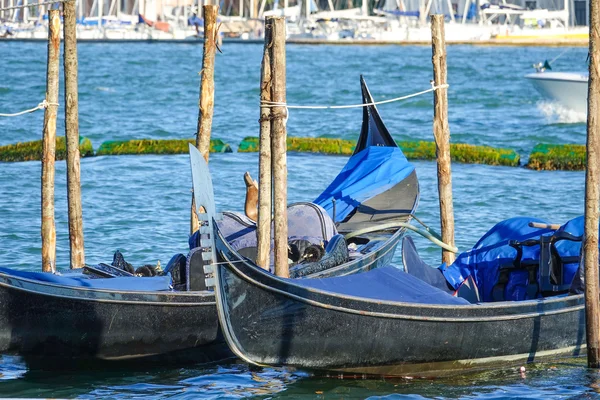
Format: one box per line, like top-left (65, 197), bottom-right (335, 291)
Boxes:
top-left (537, 101), bottom-right (586, 124)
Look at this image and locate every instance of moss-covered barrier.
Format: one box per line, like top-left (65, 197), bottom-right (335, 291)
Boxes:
top-left (238, 136), bottom-right (356, 155)
top-left (399, 141), bottom-right (520, 167)
top-left (96, 138), bottom-right (232, 156)
top-left (238, 136), bottom-right (520, 167)
top-left (0, 137), bottom-right (94, 162)
top-left (527, 144), bottom-right (586, 171)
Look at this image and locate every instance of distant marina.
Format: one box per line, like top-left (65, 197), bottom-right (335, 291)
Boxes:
top-left (0, 0), bottom-right (591, 44)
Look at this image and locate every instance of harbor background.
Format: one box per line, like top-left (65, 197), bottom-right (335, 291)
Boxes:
top-left (0, 41), bottom-right (595, 397)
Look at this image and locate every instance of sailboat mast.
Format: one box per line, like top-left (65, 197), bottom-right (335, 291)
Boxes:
top-left (445, 0), bottom-right (454, 22)
top-left (461, 0), bottom-right (469, 23)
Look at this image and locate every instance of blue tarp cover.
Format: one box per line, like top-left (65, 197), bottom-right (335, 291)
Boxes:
top-left (314, 146), bottom-right (415, 222)
top-left (288, 266), bottom-right (470, 305)
top-left (443, 216), bottom-right (585, 302)
top-left (0, 267), bottom-right (172, 292)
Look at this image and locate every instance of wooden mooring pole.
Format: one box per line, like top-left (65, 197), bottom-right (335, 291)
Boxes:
top-left (430, 15), bottom-right (456, 267)
top-left (41, 9), bottom-right (60, 273)
top-left (256, 19), bottom-right (272, 270)
top-left (584, 0), bottom-right (600, 368)
top-left (64, 0), bottom-right (85, 269)
top-left (195, 4), bottom-right (218, 159)
top-left (270, 17), bottom-right (289, 278)
top-left (191, 4), bottom-right (218, 235)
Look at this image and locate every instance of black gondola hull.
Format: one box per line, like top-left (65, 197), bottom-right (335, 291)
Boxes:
top-left (214, 256), bottom-right (587, 377)
top-left (0, 272), bottom-right (224, 363)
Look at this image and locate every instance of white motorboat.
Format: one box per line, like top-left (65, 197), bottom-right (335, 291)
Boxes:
top-left (525, 71), bottom-right (588, 114)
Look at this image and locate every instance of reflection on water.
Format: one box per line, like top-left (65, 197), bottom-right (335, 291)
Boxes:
top-left (1, 355), bottom-right (600, 398)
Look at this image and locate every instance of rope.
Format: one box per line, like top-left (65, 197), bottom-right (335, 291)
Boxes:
top-left (549, 48), bottom-right (570, 65)
top-left (0, 0), bottom-right (67, 12)
top-left (0, 99), bottom-right (58, 117)
top-left (261, 82), bottom-right (449, 110)
top-left (343, 221), bottom-right (459, 253)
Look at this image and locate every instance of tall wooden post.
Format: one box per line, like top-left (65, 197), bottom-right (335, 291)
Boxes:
top-left (64, 0), bottom-right (85, 269)
top-left (269, 17), bottom-right (288, 278)
top-left (584, 0), bottom-right (600, 368)
top-left (195, 4), bottom-right (218, 159)
top-left (191, 4), bottom-right (218, 235)
top-left (41, 10), bottom-right (60, 273)
top-left (256, 19), bottom-right (272, 270)
top-left (430, 15), bottom-right (455, 267)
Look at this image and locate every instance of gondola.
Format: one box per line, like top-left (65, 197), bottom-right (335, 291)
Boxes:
top-left (0, 77), bottom-right (419, 365)
top-left (211, 214), bottom-right (590, 377)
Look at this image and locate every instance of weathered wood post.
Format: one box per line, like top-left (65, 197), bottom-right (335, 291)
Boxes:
top-left (191, 4), bottom-right (218, 235)
top-left (430, 14), bottom-right (455, 267)
top-left (584, 0), bottom-right (600, 368)
top-left (195, 4), bottom-right (218, 159)
top-left (270, 17), bottom-right (288, 278)
top-left (256, 19), bottom-right (272, 270)
top-left (64, 0), bottom-right (85, 269)
top-left (41, 9), bottom-right (60, 273)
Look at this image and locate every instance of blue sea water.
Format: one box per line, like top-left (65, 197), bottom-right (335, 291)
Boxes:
top-left (0, 40), bottom-right (595, 398)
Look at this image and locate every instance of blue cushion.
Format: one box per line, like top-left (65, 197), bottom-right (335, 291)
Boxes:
top-left (0, 267), bottom-right (172, 292)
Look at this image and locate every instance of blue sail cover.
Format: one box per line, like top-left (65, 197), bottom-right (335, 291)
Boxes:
top-left (0, 267), bottom-right (173, 292)
top-left (314, 146), bottom-right (415, 222)
top-left (442, 216), bottom-right (586, 302)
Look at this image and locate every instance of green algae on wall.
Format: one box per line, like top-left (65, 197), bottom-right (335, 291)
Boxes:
top-left (527, 144), bottom-right (586, 171)
top-left (0, 137), bottom-right (94, 162)
top-left (96, 138), bottom-right (232, 156)
top-left (238, 136), bottom-right (520, 167)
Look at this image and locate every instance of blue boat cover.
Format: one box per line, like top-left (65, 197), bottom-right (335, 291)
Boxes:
top-left (0, 267), bottom-right (173, 292)
top-left (288, 266), bottom-right (470, 305)
top-left (442, 216), bottom-right (586, 302)
top-left (314, 146), bottom-right (415, 222)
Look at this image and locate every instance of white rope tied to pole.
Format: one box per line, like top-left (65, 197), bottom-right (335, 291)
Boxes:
top-left (0, 0), bottom-right (67, 12)
top-left (261, 82), bottom-right (450, 110)
top-left (0, 99), bottom-right (58, 117)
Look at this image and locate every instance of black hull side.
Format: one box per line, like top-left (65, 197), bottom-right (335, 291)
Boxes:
top-left (0, 219), bottom-right (402, 364)
top-left (214, 254), bottom-right (587, 377)
top-left (0, 273), bottom-right (223, 363)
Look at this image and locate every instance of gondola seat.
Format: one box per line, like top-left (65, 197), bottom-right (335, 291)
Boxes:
top-left (492, 229), bottom-right (583, 301)
top-left (190, 203), bottom-right (338, 270)
top-left (440, 216), bottom-right (586, 303)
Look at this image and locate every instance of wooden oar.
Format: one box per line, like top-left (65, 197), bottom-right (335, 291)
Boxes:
top-left (528, 222), bottom-right (561, 230)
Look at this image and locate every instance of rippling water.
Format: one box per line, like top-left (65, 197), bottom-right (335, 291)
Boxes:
top-left (0, 41), bottom-right (594, 397)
